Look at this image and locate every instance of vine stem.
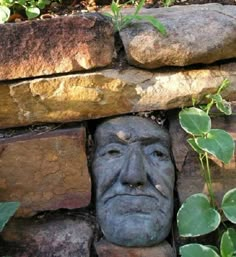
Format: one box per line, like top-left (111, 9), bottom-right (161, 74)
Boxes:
top-left (204, 152), bottom-right (216, 208)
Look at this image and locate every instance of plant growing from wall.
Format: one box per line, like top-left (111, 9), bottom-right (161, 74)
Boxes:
top-left (177, 79), bottom-right (236, 257)
top-left (161, 0), bottom-right (175, 7)
top-left (0, 0), bottom-right (61, 23)
top-left (104, 0), bottom-right (166, 34)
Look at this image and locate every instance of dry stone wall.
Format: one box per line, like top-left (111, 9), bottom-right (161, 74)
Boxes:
top-left (0, 3), bottom-right (236, 256)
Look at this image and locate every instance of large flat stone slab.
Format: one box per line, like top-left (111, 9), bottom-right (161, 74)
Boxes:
top-left (0, 127), bottom-right (91, 217)
top-left (169, 105), bottom-right (236, 205)
top-left (0, 62), bottom-right (236, 128)
top-left (120, 4), bottom-right (236, 69)
top-left (0, 13), bottom-right (114, 80)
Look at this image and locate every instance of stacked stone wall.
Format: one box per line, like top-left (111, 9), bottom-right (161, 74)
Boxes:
top-left (0, 3), bottom-right (236, 256)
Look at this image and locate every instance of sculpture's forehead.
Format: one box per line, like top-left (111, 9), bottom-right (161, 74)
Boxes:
top-left (95, 116), bottom-right (170, 146)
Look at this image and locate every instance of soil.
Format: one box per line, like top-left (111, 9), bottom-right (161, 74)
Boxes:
top-left (47, 0), bottom-right (236, 15)
top-left (7, 0), bottom-right (236, 22)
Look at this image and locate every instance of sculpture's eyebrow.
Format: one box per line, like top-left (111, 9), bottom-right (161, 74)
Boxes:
top-left (132, 136), bottom-right (170, 147)
top-left (106, 133), bottom-right (169, 147)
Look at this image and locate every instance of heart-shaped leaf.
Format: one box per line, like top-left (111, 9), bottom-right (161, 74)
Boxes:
top-left (0, 202), bottom-right (20, 232)
top-left (220, 228), bottom-right (236, 257)
top-left (25, 6), bottom-right (40, 19)
top-left (207, 94), bottom-right (232, 115)
top-left (187, 138), bottom-right (204, 154)
top-left (216, 99), bottom-right (232, 115)
top-left (0, 6), bottom-right (10, 23)
top-left (180, 244), bottom-right (220, 257)
top-left (179, 107), bottom-right (211, 136)
top-left (177, 194), bottom-right (221, 237)
top-left (222, 188), bottom-right (236, 223)
top-left (196, 129), bottom-right (235, 164)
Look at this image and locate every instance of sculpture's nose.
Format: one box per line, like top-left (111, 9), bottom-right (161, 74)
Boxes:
top-left (120, 145), bottom-right (147, 188)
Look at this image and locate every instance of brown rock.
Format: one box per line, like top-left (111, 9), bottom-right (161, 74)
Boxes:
top-left (168, 104), bottom-right (236, 205)
top-left (0, 62), bottom-right (236, 128)
top-left (95, 239), bottom-right (176, 257)
top-left (0, 127), bottom-right (91, 217)
top-left (1, 213), bottom-right (95, 257)
top-left (119, 4), bottom-right (236, 69)
top-left (0, 13), bottom-right (114, 80)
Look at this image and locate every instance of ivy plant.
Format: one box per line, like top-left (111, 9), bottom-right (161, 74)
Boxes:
top-left (177, 79), bottom-right (236, 257)
top-left (104, 0), bottom-right (166, 34)
top-left (0, 0), bottom-right (61, 23)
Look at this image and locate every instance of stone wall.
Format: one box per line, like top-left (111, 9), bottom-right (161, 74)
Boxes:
top-left (0, 3), bottom-right (236, 256)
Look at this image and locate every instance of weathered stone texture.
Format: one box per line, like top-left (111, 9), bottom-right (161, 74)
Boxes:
top-left (95, 239), bottom-right (175, 257)
top-left (1, 214), bottom-right (95, 257)
top-left (0, 13), bottom-right (114, 80)
top-left (0, 62), bottom-right (236, 128)
top-left (119, 4), bottom-right (236, 69)
top-left (169, 104), bottom-right (236, 205)
top-left (0, 127), bottom-right (91, 217)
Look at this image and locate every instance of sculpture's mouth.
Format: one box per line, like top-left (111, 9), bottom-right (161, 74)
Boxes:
top-left (101, 194), bottom-right (161, 216)
top-left (104, 193), bottom-right (158, 205)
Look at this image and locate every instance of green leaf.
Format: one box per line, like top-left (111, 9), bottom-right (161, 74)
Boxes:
top-left (5, 0), bottom-right (14, 5)
top-left (37, 0), bottom-right (48, 9)
top-left (187, 138), bottom-right (204, 154)
top-left (179, 107), bottom-right (211, 136)
top-left (207, 94), bottom-right (232, 115)
top-left (222, 188), bottom-right (236, 223)
top-left (138, 15), bottom-right (166, 35)
top-left (111, 0), bottom-right (120, 16)
top-left (180, 244), bottom-right (220, 257)
top-left (196, 129), bottom-right (235, 164)
top-left (18, 0), bottom-right (26, 5)
top-left (206, 245), bottom-right (220, 254)
top-left (0, 202), bottom-right (20, 232)
top-left (206, 93), bottom-right (222, 103)
top-left (216, 99), bottom-right (232, 115)
top-left (177, 193), bottom-right (221, 237)
top-left (220, 228), bottom-right (236, 257)
top-left (25, 6), bottom-right (40, 19)
top-left (135, 0), bottom-right (145, 15)
top-left (217, 79), bottom-right (230, 94)
top-left (162, 0), bottom-right (175, 7)
top-left (0, 6), bottom-right (10, 23)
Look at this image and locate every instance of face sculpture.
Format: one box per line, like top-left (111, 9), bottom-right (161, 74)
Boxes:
top-left (92, 116), bottom-right (175, 247)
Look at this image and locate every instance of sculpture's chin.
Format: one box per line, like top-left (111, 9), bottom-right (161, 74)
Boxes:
top-left (99, 212), bottom-right (171, 247)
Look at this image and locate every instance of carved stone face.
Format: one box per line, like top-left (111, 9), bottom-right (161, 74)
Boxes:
top-left (92, 116), bottom-right (175, 247)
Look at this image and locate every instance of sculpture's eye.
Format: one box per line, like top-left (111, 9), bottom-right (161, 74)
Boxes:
top-left (107, 149), bottom-right (121, 156)
top-left (99, 143), bottom-right (124, 158)
top-left (152, 150), bottom-right (165, 158)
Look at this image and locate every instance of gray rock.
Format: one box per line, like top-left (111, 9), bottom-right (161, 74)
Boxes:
top-left (119, 4), bottom-right (236, 68)
top-left (1, 213), bottom-right (96, 257)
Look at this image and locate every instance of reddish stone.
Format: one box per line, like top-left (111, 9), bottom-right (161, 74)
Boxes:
top-left (0, 127), bottom-right (91, 217)
top-left (95, 239), bottom-right (175, 257)
top-left (0, 13), bottom-right (114, 80)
